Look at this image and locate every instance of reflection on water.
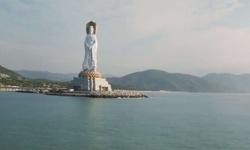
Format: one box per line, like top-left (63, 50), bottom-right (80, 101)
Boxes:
top-left (0, 92), bottom-right (250, 150)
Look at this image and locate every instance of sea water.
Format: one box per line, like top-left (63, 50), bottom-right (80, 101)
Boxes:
top-left (0, 92), bottom-right (250, 150)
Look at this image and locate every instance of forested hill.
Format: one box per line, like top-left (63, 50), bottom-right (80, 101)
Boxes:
top-left (107, 69), bottom-right (241, 93)
top-left (0, 65), bottom-right (24, 79)
top-left (15, 70), bottom-right (77, 82)
top-left (202, 73), bottom-right (250, 93)
top-left (2, 65), bottom-right (250, 93)
top-left (0, 65), bottom-right (67, 88)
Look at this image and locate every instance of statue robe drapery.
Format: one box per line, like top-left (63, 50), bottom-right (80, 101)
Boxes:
top-left (82, 33), bottom-right (98, 72)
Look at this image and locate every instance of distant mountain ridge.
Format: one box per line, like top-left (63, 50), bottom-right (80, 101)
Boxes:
top-left (107, 69), bottom-right (237, 92)
top-left (15, 70), bottom-right (77, 81)
top-left (0, 65), bottom-right (24, 79)
top-left (3, 66), bottom-right (250, 93)
top-left (0, 66), bottom-right (67, 87)
top-left (202, 73), bottom-right (250, 93)
top-left (14, 70), bottom-right (115, 81)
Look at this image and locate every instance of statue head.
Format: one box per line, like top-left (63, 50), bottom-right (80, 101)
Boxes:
top-left (86, 21), bottom-right (97, 34)
top-left (88, 26), bottom-right (94, 35)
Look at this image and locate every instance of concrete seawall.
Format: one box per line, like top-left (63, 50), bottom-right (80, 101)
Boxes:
top-left (45, 90), bottom-right (148, 98)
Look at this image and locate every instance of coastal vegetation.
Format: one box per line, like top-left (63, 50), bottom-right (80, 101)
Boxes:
top-left (2, 65), bottom-right (250, 93)
top-left (15, 70), bottom-right (77, 82)
top-left (0, 65), bottom-right (67, 88)
top-left (107, 69), bottom-right (225, 92)
top-left (107, 69), bottom-right (250, 93)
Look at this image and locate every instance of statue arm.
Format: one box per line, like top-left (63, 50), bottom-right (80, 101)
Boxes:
top-left (90, 35), bottom-right (97, 46)
top-left (84, 38), bottom-right (90, 48)
top-left (84, 35), bottom-right (97, 49)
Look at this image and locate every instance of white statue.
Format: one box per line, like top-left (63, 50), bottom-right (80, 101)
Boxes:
top-left (82, 21), bottom-right (98, 72)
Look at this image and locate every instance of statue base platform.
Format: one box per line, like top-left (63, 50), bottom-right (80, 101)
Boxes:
top-left (78, 71), bottom-right (102, 78)
top-left (68, 71), bottom-right (112, 91)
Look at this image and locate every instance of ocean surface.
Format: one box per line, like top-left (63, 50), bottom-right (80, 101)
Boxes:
top-left (0, 92), bottom-right (250, 150)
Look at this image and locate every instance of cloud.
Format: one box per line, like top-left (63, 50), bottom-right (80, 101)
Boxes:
top-left (109, 0), bottom-right (247, 75)
top-left (0, 0), bottom-right (249, 76)
top-left (121, 0), bottom-right (242, 34)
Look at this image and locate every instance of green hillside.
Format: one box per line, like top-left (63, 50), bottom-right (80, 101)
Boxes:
top-left (14, 70), bottom-right (77, 81)
top-left (0, 65), bottom-right (24, 79)
top-left (107, 69), bottom-right (236, 92)
top-left (0, 65), bottom-right (67, 88)
top-left (203, 73), bottom-right (250, 93)
top-left (2, 65), bottom-right (250, 92)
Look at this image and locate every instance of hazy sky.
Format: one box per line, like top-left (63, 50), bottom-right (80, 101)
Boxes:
top-left (1, 0), bottom-right (250, 76)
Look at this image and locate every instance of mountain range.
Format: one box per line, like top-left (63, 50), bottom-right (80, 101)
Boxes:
top-left (15, 70), bottom-right (77, 81)
top-left (14, 70), bottom-right (115, 81)
top-left (0, 65), bottom-right (67, 88)
top-left (203, 73), bottom-right (250, 93)
top-left (107, 69), bottom-right (239, 92)
top-left (1, 65), bottom-right (250, 93)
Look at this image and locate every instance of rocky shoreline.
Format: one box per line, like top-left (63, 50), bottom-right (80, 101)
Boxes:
top-left (45, 90), bottom-right (148, 98)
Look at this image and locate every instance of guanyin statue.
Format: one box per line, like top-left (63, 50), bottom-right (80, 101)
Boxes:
top-left (82, 21), bottom-right (98, 72)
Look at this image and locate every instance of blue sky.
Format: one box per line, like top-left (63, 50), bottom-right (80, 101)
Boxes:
top-left (1, 0), bottom-right (250, 76)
